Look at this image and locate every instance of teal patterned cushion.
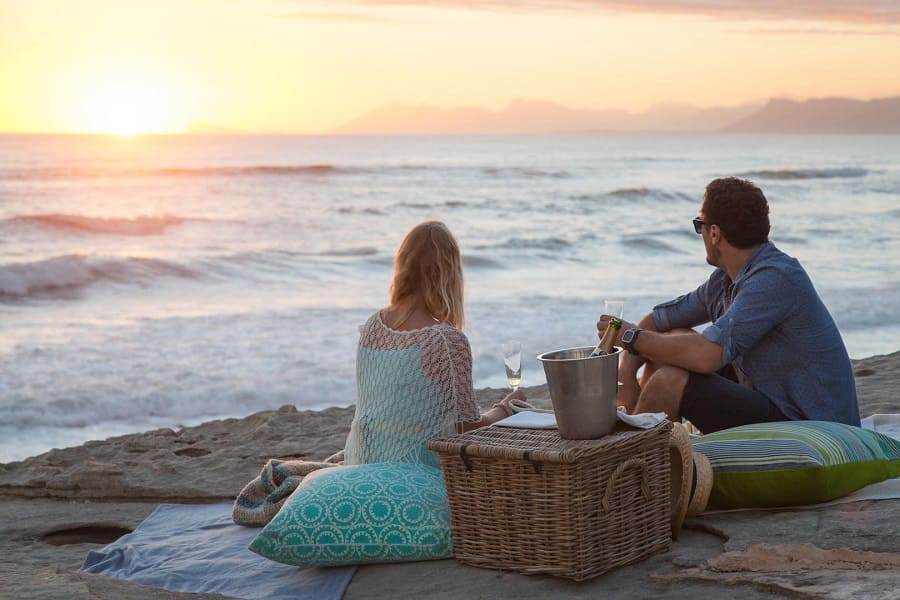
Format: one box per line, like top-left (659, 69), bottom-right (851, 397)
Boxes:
top-left (692, 421), bottom-right (900, 509)
top-left (248, 462), bottom-right (452, 567)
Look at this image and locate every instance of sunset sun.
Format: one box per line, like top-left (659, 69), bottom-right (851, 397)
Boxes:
top-left (77, 75), bottom-right (185, 135)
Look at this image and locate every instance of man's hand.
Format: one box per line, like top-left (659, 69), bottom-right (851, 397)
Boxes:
top-left (596, 314), bottom-right (637, 346)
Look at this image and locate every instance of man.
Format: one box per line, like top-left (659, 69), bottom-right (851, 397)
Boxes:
top-left (599, 177), bottom-right (859, 433)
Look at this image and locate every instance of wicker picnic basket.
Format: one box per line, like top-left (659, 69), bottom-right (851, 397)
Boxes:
top-left (426, 422), bottom-right (672, 581)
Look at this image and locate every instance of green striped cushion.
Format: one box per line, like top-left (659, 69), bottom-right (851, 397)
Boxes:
top-left (692, 421), bottom-right (900, 508)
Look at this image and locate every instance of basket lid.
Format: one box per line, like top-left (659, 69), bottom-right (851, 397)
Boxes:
top-left (426, 421), bottom-right (670, 464)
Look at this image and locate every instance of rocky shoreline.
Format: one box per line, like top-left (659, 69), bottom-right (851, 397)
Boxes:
top-left (2, 352), bottom-right (899, 599)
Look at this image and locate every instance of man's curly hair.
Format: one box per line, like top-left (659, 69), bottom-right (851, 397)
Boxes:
top-left (701, 177), bottom-right (770, 249)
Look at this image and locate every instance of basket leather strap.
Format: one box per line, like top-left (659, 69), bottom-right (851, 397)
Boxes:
top-left (459, 445), bottom-right (543, 474)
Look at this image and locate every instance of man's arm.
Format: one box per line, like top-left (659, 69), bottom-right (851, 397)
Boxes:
top-left (629, 328), bottom-right (723, 374)
top-left (598, 311), bottom-right (723, 375)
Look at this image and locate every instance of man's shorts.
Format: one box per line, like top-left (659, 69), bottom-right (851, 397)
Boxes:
top-left (679, 364), bottom-right (788, 434)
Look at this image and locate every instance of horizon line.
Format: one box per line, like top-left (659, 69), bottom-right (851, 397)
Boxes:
top-left (4, 92), bottom-right (899, 137)
top-left (3, 131), bottom-right (900, 137)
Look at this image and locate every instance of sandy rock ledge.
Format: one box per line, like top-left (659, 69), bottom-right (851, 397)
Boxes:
top-left (2, 355), bottom-right (899, 599)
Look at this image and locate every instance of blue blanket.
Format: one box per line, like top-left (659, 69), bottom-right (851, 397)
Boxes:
top-left (80, 503), bottom-right (356, 600)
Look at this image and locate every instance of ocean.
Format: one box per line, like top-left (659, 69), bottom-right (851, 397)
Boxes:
top-left (1, 134), bottom-right (898, 462)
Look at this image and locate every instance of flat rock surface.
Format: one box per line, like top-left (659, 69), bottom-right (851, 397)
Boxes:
top-left (1, 353), bottom-right (898, 599)
top-left (0, 386), bottom-right (550, 503)
top-left (0, 405), bottom-right (357, 502)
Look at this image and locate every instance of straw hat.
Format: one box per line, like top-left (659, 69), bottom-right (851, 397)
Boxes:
top-left (669, 423), bottom-right (713, 537)
top-left (686, 451), bottom-right (713, 518)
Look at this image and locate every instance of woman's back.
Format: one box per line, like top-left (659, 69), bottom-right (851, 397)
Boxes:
top-left (344, 311), bottom-right (480, 468)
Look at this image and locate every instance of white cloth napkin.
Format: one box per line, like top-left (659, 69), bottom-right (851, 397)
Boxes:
top-left (494, 407), bottom-right (668, 430)
top-left (494, 411), bottom-right (557, 429)
top-left (861, 414), bottom-right (900, 442)
top-left (615, 406), bottom-right (668, 429)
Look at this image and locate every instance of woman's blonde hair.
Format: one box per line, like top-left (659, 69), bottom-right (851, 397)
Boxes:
top-left (390, 221), bottom-right (465, 329)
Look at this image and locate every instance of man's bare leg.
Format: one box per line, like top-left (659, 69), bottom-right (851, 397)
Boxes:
top-left (618, 328), bottom-right (696, 415)
top-left (618, 357), bottom-right (661, 412)
top-left (633, 365), bottom-right (689, 421)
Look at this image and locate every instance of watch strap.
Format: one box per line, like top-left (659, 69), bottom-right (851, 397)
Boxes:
top-left (623, 328), bottom-right (641, 355)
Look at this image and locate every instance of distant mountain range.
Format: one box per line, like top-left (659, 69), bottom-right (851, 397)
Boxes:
top-left (331, 96), bottom-right (900, 135)
top-left (723, 97), bottom-right (900, 134)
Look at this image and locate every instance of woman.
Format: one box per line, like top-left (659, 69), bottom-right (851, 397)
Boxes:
top-left (343, 221), bottom-right (526, 468)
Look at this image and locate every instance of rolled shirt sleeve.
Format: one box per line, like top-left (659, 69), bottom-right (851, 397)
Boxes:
top-left (652, 276), bottom-right (718, 332)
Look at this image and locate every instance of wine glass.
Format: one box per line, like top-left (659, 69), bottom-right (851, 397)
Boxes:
top-left (502, 341), bottom-right (522, 391)
top-left (604, 300), bottom-right (625, 320)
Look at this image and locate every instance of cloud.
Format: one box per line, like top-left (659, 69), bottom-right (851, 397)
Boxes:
top-left (324, 1), bottom-right (900, 25)
top-left (747, 25), bottom-right (900, 35)
top-left (282, 11), bottom-right (412, 23)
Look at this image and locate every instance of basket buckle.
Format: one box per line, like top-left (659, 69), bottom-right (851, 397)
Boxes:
top-left (522, 451), bottom-right (542, 474)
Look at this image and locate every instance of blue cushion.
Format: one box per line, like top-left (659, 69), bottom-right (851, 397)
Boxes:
top-left (249, 462), bottom-right (452, 567)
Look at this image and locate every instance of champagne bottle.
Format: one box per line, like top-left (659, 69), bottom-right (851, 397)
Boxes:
top-left (590, 317), bottom-right (622, 357)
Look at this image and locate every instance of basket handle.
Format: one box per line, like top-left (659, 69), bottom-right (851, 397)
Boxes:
top-left (459, 443), bottom-right (474, 472)
top-left (601, 457), bottom-right (650, 513)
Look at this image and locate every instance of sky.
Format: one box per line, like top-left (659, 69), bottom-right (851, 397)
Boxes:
top-left (0, 0), bottom-right (898, 134)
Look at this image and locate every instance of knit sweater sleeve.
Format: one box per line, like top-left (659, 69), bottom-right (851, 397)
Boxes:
top-left (423, 325), bottom-right (481, 424)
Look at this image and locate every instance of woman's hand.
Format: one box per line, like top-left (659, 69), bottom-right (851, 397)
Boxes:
top-left (502, 388), bottom-right (527, 404)
top-left (463, 389), bottom-right (530, 431)
top-left (489, 389), bottom-right (526, 420)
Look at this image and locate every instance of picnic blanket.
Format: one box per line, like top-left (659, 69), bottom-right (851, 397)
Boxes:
top-left (80, 502), bottom-right (356, 600)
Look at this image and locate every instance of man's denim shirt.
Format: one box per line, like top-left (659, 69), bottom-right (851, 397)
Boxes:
top-left (652, 242), bottom-right (860, 426)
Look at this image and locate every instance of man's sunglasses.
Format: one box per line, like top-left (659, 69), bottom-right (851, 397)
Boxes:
top-left (692, 218), bottom-right (706, 234)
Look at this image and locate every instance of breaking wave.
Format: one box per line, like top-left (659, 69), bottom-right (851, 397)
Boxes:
top-left (481, 167), bottom-right (572, 178)
top-left (0, 245), bottom-right (392, 300)
top-left (619, 235), bottom-right (684, 254)
top-left (572, 187), bottom-right (695, 204)
top-left (10, 213), bottom-right (193, 236)
top-left (2, 164), bottom-right (352, 180)
top-left (738, 168), bottom-right (870, 180)
top-left (0, 254), bottom-right (196, 299)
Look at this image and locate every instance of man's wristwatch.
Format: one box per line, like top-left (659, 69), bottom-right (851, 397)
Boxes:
top-left (621, 328), bottom-right (642, 355)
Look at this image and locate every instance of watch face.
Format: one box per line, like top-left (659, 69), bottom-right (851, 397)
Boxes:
top-left (623, 328), bottom-right (639, 354)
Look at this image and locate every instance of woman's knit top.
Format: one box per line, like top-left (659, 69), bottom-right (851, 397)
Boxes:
top-left (343, 311), bottom-right (482, 468)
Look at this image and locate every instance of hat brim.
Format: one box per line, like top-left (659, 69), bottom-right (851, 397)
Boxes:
top-left (686, 450), bottom-right (713, 518)
top-left (669, 422), bottom-right (693, 538)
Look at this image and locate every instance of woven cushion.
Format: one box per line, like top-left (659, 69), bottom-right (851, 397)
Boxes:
top-left (248, 462), bottom-right (452, 567)
top-left (691, 421), bottom-right (900, 508)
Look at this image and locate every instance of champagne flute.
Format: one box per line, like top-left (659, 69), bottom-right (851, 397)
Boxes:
top-left (603, 300), bottom-right (625, 320)
top-left (502, 341), bottom-right (522, 391)
top-left (591, 299), bottom-right (625, 357)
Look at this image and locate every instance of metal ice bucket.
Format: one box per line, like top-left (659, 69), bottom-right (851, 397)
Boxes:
top-left (537, 346), bottom-right (620, 439)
